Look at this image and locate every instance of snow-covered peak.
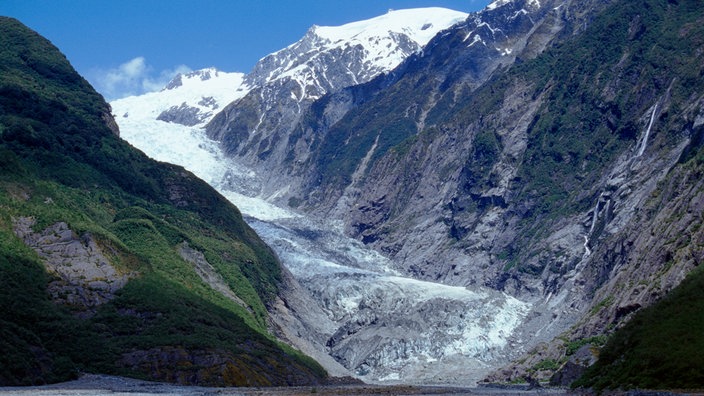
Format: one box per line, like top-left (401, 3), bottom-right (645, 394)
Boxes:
top-left (246, 7), bottom-right (468, 97)
top-left (112, 8), bottom-right (470, 132)
top-left (111, 67), bottom-right (247, 127)
top-left (312, 8), bottom-right (468, 48)
top-left (486, 0), bottom-right (510, 10)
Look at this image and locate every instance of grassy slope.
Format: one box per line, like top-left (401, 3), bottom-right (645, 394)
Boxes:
top-left (456, 0), bottom-right (704, 387)
top-left (0, 16), bottom-right (325, 386)
top-left (514, 0), bottom-right (703, 388)
top-left (480, 0), bottom-right (704, 271)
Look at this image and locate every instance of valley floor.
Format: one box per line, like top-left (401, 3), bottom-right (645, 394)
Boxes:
top-left (0, 374), bottom-right (585, 396)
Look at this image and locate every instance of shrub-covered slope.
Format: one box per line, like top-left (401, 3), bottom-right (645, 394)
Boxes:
top-left (575, 264), bottom-right (704, 390)
top-left (0, 16), bottom-right (325, 386)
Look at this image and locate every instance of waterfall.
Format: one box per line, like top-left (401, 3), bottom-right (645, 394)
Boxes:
top-left (583, 235), bottom-right (592, 256)
top-left (588, 193), bottom-right (602, 236)
top-left (637, 104), bottom-right (658, 157)
top-left (585, 101), bottom-right (660, 256)
top-left (583, 192), bottom-right (604, 256)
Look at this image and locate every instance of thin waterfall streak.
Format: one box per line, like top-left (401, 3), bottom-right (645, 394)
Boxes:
top-left (604, 199), bottom-right (613, 224)
top-left (637, 104), bottom-right (657, 157)
top-left (584, 235), bottom-right (592, 256)
top-left (588, 196), bottom-right (601, 236)
top-left (584, 194), bottom-right (602, 256)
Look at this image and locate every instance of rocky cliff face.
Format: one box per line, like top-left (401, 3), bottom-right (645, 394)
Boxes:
top-left (12, 217), bottom-right (136, 315)
top-left (199, 0), bottom-right (704, 384)
top-left (316, 0), bottom-right (704, 383)
top-left (208, 0), bottom-right (594, 206)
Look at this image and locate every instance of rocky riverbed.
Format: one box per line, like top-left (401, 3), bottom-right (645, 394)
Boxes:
top-left (0, 374), bottom-right (586, 396)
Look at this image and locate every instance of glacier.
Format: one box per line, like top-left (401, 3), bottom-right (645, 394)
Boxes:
top-left (116, 112), bottom-right (531, 384)
top-left (113, 91), bottom-right (531, 385)
top-left (112, 68), bottom-right (248, 128)
top-left (110, 7), bottom-right (536, 385)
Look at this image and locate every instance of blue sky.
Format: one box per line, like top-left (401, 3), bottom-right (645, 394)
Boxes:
top-left (2, 1), bottom-right (491, 99)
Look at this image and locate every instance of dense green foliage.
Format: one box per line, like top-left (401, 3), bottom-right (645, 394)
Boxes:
top-left (539, 2), bottom-right (704, 387)
top-left (571, 137), bottom-right (704, 390)
top-left (452, 0), bottom-right (703, 273)
top-left (303, 0), bottom-right (704, 290)
top-left (574, 266), bottom-right (704, 390)
top-left (0, 17), bottom-right (324, 385)
top-left (308, 0), bottom-right (703, 266)
top-left (0, 249), bottom-right (80, 385)
top-left (416, 1), bottom-right (687, 267)
top-left (468, 2), bottom-right (704, 387)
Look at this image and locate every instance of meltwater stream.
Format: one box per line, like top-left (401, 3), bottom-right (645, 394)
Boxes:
top-left (118, 119), bottom-right (530, 385)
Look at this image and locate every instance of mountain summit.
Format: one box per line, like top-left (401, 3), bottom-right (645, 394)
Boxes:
top-left (245, 7), bottom-right (469, 99)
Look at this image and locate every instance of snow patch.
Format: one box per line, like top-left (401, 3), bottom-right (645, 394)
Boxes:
top-left (111, 67), bottom-right (247, 128)
top-left (466, 34), bottom-right (485, 47)
top-left (487, 0), bottom-right (540, 11)
top-left (486, 0), bottom-right (512, 10)
top-left (498, 47), bottom-right (513, 56)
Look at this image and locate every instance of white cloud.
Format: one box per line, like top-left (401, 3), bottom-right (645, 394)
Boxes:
top-left (87, 57), bottom-right (190, 100)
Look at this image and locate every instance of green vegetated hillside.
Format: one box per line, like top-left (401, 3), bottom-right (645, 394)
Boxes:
top-left (575, 264), bottom-right (704, 390)
top-left (315, 0), bottom-right (703, 234)
top-left (464, 0), bottom-right (704, 271)
top-left (0, 17), bottom-right (325, 386)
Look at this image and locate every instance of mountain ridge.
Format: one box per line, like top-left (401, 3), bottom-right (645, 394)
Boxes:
top-left (243, 7), bottom-right (469, 95)
top-left (307, 0), bottom-right (703, 386)
top-left (111, 7), bottom-right (468, 133)
top-left (203, 7), bottom-right (469, 201)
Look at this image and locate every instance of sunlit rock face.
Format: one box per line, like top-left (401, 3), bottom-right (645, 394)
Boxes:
top-left (13, 217), bottom-right (136, 315)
